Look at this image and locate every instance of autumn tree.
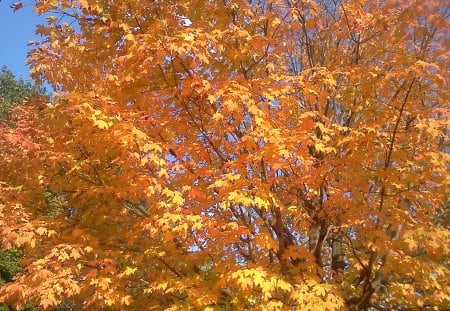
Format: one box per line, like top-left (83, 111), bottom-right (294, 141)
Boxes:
top-left (1, 0), bottom-right (449, 310)
top-left (0, 64), bottom-right (47, 290)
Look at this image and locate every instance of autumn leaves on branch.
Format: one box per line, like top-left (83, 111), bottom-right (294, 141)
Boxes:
top-left (0, 0), bottom-right (449, 310)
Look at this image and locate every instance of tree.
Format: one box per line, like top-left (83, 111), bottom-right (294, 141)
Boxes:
top-left (0, 66), bottom-right (45, 119)
top-left (0, 65), bottom-right (48, 311)
top-left (0, 0), bottom-right (448, 310)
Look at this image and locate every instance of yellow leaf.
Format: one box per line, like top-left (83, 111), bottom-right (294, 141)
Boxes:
top-left (98, 277), bottom-right (112, 290)
top-left (36, 227), bottom-right (47, 235)
top-left (120, 295), bottom-right (133, 305)
top-left (123, 266), bottom-right (137, 276)
top-left (84, 246), bottom-right (93, 253)
top-left (125, 33), bottom-right (135, 42)
top-left (95, 119), bottom-right (109, 130)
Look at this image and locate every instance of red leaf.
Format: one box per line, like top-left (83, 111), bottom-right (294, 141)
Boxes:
top-left (10, 2), bottom-right (24, 12)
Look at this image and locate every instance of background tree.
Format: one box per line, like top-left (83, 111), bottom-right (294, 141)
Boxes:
top-left (0, 0), bottom-right (449, 310)
top-left (0, 66), bottom-right (45, 119)
top-left (0, 65), bottom-right (48, 311)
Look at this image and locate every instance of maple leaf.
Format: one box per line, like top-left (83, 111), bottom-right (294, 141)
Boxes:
top-left (10, 2), bottom-right (23, 12)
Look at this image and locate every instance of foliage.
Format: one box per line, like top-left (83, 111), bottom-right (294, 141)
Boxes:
top-left (0, 66), bottom-right (45, 119)
top-left (43, 188), bottom-right (69, 218)
top-left (0, 66), bottom-right (46, 311)
top-left (0, 249), bottom-right (22, 286)
top-left (0, 0), bottom-right (449, 310)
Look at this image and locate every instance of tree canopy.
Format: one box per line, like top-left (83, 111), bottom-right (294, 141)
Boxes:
top-left (0, 66), bottom-right (45, 118)
top-left (0, 0), bottom-right (449, 310)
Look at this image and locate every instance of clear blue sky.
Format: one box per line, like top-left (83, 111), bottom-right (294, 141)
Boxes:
top-left (0, 0), bottom-right (47, 79)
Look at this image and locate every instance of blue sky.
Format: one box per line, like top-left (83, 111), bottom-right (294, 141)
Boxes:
top-left (0, 1), bottom-right (47, 79)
